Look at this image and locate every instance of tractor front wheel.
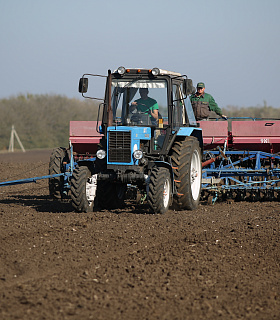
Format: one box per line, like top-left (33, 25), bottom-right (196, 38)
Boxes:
top-left (147, 166), bottom-right (172, 214)
top-left (71, 166), bottom-right (97, 213)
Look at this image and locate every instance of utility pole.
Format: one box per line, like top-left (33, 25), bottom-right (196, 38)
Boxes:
top-left (8, 125), bottom-right (25, 152)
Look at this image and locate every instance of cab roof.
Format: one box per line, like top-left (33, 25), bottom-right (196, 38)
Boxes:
top-left (113, 67), bottom-right (182, 77)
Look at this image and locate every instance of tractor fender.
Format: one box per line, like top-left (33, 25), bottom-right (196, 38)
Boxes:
top-left (176, 127), bottom-right (203, 153)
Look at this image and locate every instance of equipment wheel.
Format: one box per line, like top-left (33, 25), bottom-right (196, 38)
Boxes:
top-left (49, 147), bottom-right (68, 199)
top-left (147, 166), bottom-right (172, 214)
top-left (171, 137), bottom-right (202, 210)
top-left (71, 166), bottom-right (97, 213)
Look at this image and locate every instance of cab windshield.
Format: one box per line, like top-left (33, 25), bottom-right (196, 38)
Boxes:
top-left (111, 78), bottom-right (168, 126)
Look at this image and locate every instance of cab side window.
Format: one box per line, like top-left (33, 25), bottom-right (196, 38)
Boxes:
top-left (172, 84), bottom-right (185, 127)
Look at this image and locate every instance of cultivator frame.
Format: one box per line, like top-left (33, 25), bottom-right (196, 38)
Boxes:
top-left (200, 117), bottom-right (280, 203)
top-left (0, 145), bottom-right (75, 190)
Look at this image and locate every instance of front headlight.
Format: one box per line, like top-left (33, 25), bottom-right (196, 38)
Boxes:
top-left (151, 67), bottom-right (160, 76)
top-left (133, 150), bottom-right (143, 160)
top-left (96, 149), bottom-right (106, 159)
top-left (117, 66), bottom-right (126, 75)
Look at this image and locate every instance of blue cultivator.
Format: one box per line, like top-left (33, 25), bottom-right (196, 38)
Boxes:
top-left (200, 118), bottom-right (280, 203)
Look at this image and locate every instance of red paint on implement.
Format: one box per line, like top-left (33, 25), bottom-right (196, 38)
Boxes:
top-left (199, 120), bottom-right (280, 153)
top-left (231, 120), bottom-right (280, 153)
top-left (69, 121), bottom-right (103, 155)
top-left (198, 121), bottom-right (228, 150)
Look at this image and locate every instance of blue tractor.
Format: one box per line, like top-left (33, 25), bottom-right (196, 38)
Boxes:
top-left (71, 67), bottom-right (203, 213)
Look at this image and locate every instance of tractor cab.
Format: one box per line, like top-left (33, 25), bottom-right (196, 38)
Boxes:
top-left (79, 67), bottom-right (198, 154)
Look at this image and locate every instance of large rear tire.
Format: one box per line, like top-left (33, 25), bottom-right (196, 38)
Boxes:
top-left (170, 137), bottom-right (202, 210)
top-left (71, 166), bottom-right (96, 213)
top-left (147, 166), bottom-right (172, 214)
top-left (49, 147), bottom-right (68, 199)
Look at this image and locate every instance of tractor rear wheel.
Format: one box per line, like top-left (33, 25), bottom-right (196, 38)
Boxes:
top-left (49, 147), bottom-right (68, 199)
top-left (71, 166), bottom-right (96, 213)
top-left (147, 166), bottom-right (172, 214)
top-left (170, 137), bottom-right (202, 210)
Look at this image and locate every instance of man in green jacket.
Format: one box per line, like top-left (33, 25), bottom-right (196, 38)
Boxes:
top-left (190, 82), bottom-right (227, 120)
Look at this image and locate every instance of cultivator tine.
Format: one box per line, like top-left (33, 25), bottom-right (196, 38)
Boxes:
top-left (217, 146), bottom-right (228, 160)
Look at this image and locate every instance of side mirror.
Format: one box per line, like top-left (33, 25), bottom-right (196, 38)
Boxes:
top-left (78, 78), bottom-right (88, 93)
top-left (183, 79), bottom-right (195, 95)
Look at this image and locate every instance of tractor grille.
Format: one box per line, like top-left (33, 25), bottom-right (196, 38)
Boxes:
top-left (108, 131), bottom-right (131, 163)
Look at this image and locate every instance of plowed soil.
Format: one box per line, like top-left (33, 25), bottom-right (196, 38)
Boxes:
top-left (0, 150), bottom-right (279, 320)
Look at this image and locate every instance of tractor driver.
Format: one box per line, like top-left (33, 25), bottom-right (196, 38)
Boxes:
top-left (130, 88), bottom-right (159, 123)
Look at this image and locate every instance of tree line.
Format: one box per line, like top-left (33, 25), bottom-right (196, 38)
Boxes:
top-left (223, 102), bottom-right (280, 119)
top-left (0, 94), bottom-right (99, 151)
top-left (0, 94), bottom-right (279, 151)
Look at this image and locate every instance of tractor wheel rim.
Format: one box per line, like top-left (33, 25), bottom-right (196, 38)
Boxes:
top-left (163, 178), bottom-right (170, 208)
top-left (191, 150), bottom-right (201, 201)
top-left (86, 176), bottom-right (97, 205)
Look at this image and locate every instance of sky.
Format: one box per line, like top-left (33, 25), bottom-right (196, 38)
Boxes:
top-left (0, 0), bottom-right (279, 109)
